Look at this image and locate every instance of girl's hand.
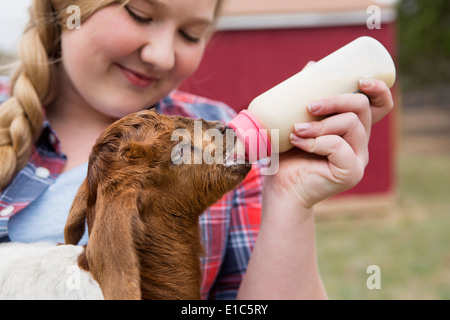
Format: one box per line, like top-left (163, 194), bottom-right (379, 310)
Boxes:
top-left (265, 79), bottom-right (394, 209)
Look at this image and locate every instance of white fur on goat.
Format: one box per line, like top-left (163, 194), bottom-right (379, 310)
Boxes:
top-left (0, 243), bottom-right (103, 300)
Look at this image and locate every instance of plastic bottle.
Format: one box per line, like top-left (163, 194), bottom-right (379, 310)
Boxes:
top-left (228, 36), bottom-right (396, 162)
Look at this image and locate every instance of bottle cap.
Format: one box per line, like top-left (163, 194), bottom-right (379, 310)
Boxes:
top-left (228, 110), bottom-right (272, 162)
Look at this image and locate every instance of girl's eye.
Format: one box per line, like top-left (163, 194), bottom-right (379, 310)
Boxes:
top-left (124, 4), bottom-right (203, 43)
top-left (180, 31), bottom-right (201, 44)
top-left (125, 5), bottom-right (152, 24)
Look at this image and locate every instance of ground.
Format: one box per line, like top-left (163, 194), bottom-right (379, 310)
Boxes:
top-left (315, 100), bottom-right (450, 300)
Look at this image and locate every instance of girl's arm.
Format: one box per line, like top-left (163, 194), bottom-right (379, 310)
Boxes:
top-left (237, 79), bottom-right (394, 299)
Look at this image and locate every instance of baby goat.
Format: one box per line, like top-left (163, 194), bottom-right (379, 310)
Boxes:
top-left (0, 110), bottom-right (251, 300)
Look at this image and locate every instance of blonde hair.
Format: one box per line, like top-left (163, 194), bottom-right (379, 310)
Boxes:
top-left (0, 0), bottom-right (224, 189)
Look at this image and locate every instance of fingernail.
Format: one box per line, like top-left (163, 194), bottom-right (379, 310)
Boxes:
top-left (290, 133), bottom-right (304, 144)
top-left (359, 79), bottom-right (374, 89)
top-left (294, 123), bottom-right (311, 132)
top-left (308, 101), bottom-right (323, 114)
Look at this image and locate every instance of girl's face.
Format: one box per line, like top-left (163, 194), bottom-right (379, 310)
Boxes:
top-left (60, 0), bottom-right (217, 119)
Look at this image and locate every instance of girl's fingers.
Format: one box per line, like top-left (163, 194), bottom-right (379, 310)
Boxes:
top-left (308, 80), bottom-right (395, 127)
top-left (294, 112), bottom-right (369, 166)
top-left (290, 134), bottom-right (365, 187)
top-left (359, 79), bottom-right (395, 124)
top-left (308, 93), bottom-right (372, 136)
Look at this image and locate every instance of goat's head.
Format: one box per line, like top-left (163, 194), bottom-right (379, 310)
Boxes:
top-left (64, 110), bottom-right (251, 300)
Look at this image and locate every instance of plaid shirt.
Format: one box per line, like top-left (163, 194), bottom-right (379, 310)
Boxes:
top-left (0, 77), bottom-right (262, 300)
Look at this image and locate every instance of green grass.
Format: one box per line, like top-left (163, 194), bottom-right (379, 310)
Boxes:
top-left (315, 154), bottom-right (450, 300)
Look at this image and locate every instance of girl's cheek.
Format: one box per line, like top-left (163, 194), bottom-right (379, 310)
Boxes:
top-left (99, 34), bottom-right (142, 60)
top-left (177, 45), bottom-right (206, 77)
top-left (85, 11), bottom-right (144, 59)
top-left (63, 6), bottom-right (140, 60)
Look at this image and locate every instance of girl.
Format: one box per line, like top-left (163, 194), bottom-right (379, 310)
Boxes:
top-left (0, 0), bottom-right (394, 299)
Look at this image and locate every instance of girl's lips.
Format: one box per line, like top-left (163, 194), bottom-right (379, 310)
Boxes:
top-left (116, 64), bottom-right (157, 89)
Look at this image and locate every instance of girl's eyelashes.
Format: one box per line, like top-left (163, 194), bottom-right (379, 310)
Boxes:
top-left (180, 31), bottom-right (201, 43)
top-left (125, 5), bottom-right (152, 24)
top-left (124, 4), bottom-right (203, 43)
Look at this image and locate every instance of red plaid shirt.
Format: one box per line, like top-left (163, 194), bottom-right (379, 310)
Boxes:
top-left (0, 77), bottom-right (262, 300)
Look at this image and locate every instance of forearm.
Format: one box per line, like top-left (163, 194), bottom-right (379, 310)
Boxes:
top-left (237, 188), bottom-right (328, 300)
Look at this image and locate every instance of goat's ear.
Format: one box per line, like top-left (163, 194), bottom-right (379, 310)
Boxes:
top-left (86, 189), bottom-right (143, 300)
top-left (64, 179), bottom-right (88, 245)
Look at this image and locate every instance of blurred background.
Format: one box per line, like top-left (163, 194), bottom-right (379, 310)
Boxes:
top-left (1, 0), bottom-right (449, 299)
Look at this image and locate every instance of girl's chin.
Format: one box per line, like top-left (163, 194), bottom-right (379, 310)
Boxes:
top-left (95, 96), bottom-right (161, 118)
top-left (89, 102), bottom-right (151, 120)
top-left (88, 82), bottom-right (172, 118)
top-left (107, 106), bottom-right (154, 119)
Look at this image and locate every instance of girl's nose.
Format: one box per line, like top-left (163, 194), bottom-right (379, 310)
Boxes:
top-left (140, 29), bottom-right (175, 72)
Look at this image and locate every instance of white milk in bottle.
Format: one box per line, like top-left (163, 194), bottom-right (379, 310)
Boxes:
top-left (228, 36), bottom-right (396, 163)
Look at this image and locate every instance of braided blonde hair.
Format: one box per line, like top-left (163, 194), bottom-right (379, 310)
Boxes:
top-left (0, 0), bottom-right (224, 189)
top-left (0, 0), bottom-right (127, 189)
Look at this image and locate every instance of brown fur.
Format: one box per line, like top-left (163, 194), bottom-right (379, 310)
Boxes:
top-left (64, 110), bottom-right (251, 300)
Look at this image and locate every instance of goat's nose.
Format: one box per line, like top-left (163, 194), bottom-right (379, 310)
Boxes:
top-left (214, 122), bottom-right (227, 134)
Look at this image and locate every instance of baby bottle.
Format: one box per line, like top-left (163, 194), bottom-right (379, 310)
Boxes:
top-left (228, 36), bottom-right (396, 163)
